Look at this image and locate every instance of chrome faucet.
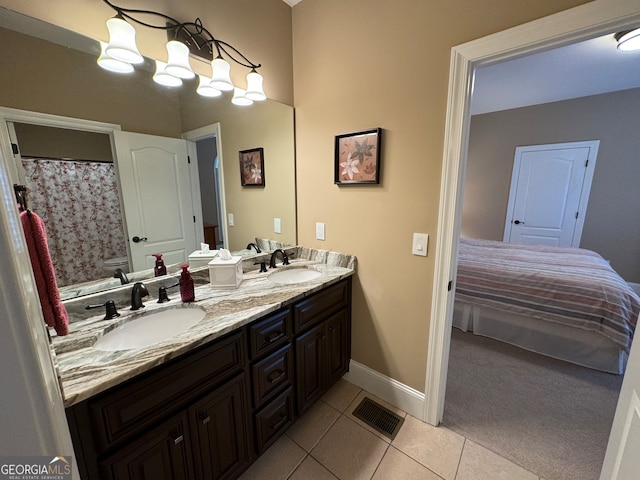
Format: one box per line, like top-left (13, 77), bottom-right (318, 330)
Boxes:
top-left (246, 242), bottom-right (262, 253)
top-left (269, 249), bottom-right (290, 268)
top-left (130, 282), bottom-right (149, 310)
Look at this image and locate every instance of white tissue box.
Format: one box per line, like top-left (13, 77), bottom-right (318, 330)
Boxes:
top-left (188, 250), bottom-right (219, 268)
top-left (208, 256), bottom-right (243, 289)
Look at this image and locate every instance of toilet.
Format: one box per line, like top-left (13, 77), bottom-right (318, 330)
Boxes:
top-left (102, 256), bottom-right (130, 278)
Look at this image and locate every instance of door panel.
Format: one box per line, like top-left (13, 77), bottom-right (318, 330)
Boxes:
top-left (504, 142), bottom-right (598, 247)
top-left (114, 131), bottom-right (197, 271)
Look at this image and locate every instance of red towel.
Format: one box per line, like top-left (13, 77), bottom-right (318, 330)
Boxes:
top-left (20, 210), bottom-right (69, 336)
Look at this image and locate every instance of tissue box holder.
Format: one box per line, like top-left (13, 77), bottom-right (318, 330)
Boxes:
top-left (208, 256), bottom-right (243, 289)
top-left (188, 250), bottom-right (219, 268)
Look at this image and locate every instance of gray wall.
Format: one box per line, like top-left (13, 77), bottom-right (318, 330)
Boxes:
top-left (463, 87), bottom-right (640, 282)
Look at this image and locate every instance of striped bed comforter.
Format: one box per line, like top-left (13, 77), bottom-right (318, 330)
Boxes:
top-left (455, 238), bottom-right (640, 350)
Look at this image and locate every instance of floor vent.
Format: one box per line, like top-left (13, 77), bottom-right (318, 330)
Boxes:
top-left (352, 397), bottom-right (404, 440)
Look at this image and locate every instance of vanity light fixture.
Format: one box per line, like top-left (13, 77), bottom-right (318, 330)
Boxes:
top-left (615, 28), bottom-right (640, 51)
top-left (99, 0), bottom-right (266, 103)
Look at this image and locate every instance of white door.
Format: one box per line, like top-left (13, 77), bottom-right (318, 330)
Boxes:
top-left (503, 141), bottom-right (598, 247)
top-left (114, 131), bottom-right (197, 271)
top-left (600, 331), bottom-right (640, 479)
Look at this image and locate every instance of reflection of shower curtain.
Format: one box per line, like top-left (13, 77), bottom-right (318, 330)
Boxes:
top-left (21, 158), bottom-right (128, 287)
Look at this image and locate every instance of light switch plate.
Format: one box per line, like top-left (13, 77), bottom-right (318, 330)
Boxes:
top-left (274, 217), bottom-right (281, 234)
top-left (228, 213), bottom-right (234, 227)
top-left (412, 233), bottom-right (428, 256)
top-left (316, 222), bottom-right (325, 241)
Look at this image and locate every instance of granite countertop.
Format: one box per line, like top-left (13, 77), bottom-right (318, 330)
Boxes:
top-left (53, 255), bottom-right (355, 408)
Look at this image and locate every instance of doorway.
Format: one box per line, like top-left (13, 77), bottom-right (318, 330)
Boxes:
top-left (424, 0), bottom-right (640, 426)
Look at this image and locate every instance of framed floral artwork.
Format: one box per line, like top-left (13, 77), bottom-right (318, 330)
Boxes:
top-left (334, 128), bottom-right (381, 184)
top-left (239, 147), bottom-right (265, 186)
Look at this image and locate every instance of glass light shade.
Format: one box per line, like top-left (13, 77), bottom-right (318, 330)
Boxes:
top-left (165, 41), bottom-right (195, 79)
top-left (153, 60), bottom-right (182, 87)
top-left (245, 70), bottom-right (266, 101)
top-left (197, 75), bottom-right (222, 97)
top-left (105, 17), bottom-right (144, 64)
top-left (231, 88), bottom-right (253, 106)
top-left (97, 41), bottom-right (134, 73)
top-left (210, 57), bottom-right (234, 91)
top-left (617, 28), bottom-right (640, 51)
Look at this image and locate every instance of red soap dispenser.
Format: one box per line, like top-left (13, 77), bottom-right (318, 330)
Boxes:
top-left (179, 264), bottom-right (195, 302)
top-left (152, 253), bottom-right (167, 277)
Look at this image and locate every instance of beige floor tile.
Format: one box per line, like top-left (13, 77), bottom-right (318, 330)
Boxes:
top-left (456, 440), bottom-right (538, 480)
top-left (311, 415), bottom-right (389, 480)
top-left (345, 390), bottom-right (408, 442)
top-left (287, 400), bottom-right (340, 451)
top-left (372, 446), bottom-right (443, 480)
top-left (391, 415), bottom-right (464, 480)
top-left (238, 435), bottom-right (306, 480)
top-left (321, 378), bottom-right (361, 412)
top-left (289, 455), bottom-right (339, 480)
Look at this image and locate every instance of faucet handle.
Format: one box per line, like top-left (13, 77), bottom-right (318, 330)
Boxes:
top-left (254, 261), bottom-right (268, 273)
top-left (86, 300), bottom-right (121, 320)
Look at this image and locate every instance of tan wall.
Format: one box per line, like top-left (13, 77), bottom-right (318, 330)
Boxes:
top-left (463, 88), bottom-right (640, 283)
top-left (0, 0), bottom-right (293, 106)
top-left (292, 0), bottom-right (592, 391)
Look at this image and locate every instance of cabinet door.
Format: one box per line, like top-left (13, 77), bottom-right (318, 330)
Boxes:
top-left (189, 372), bottom-right (251, 480)
top-left (295, 322), bottom-right (325, 415)
top-left (326, 309), bottom-right (349, 388)
top-left (100, 412), bottom-right (192, 480)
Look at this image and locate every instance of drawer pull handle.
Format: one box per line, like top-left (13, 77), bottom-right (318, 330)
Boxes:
top-left (266, 331), bottom-right (284, 343)
top-left (201, 415), bottom-right (211, 425)
top-left (269, 414), bottom-right (288, 430)
top-left (173, 435), bottom-right (184, 445)
top-left (267, 370), bottom-right (285, 383)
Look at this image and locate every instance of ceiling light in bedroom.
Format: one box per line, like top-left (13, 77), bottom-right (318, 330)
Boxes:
top-left (615, 28), bottom-right (640, 51)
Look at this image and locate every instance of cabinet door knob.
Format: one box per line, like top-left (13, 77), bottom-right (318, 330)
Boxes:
top-left (173, 435), bottom-right (184, 445)
top-left (199, 413), bottom-right (211, 425)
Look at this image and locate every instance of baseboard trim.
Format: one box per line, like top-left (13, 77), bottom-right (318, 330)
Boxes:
top-left (344, 360), bottom-right (425, 419)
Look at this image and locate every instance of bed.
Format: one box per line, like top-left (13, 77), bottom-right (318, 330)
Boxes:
top-left (453, 237), bottom-right (640, 374)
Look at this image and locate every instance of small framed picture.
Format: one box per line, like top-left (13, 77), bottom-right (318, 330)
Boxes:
top-left (239, 147), bottom-right (265, 187)
top-left (334, 128), bottom-right (381, 184)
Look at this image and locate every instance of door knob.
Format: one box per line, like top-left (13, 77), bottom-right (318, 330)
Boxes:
top-left (513, 220), bottom-right (525, 225)
top-left (132, 236), bottom-right (148, 243)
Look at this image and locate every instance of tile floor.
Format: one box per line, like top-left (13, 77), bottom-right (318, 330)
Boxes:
top-left (239, 379), bottom-right (543, 480)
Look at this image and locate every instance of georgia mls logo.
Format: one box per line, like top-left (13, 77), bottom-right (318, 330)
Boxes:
top-left (0, 455), bottom-right (72, 479)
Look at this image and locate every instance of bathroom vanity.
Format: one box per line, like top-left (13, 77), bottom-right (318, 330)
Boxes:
top-left (55, 254), bottom-right (354, 480)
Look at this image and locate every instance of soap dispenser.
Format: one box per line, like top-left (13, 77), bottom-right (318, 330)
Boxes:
top-left (152, 253), bottom-right (167, 277)
top-left (179, 264), bottom-right (195, 303)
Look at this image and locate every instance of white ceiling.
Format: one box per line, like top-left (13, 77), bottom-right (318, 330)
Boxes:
top-left (471, 31), bottom-right (640, 115)
top-left (282, 0), bottom-right (304, 6)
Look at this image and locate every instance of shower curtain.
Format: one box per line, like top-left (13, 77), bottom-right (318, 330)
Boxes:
top-left (21, 158), bottom-right (128, 287)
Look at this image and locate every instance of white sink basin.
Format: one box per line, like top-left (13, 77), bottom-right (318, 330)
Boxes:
top-left (268, 267), bottom-right (322, 284)
top-left (93, 306), bottom-right (206, 351)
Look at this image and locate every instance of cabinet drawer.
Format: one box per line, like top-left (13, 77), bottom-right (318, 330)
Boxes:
top-left (248, 308), bottom-right (292, 359)
top-left (252, 344), bottom-right (293, 408)
top-left (293, 280), bottom-right (349, 333)
top-left (88, 330), bottom-right (246, 452)
top-left (254, 386), bottom-right (294, 454)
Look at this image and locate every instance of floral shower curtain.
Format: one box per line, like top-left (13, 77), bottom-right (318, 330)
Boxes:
top-left (22, 158), bottom-right (128, 287)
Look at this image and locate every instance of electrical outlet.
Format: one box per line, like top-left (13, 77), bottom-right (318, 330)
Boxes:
top-left (316, 222), bottom-right (325, 241)
top-left (412, 233), bottom-right (428, 256)
top-left (228, 213), bottom-right (234, 227)
top-left (274, 217), bottom-right (281, 234)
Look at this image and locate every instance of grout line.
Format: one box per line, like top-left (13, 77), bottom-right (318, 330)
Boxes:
top-left (453, 438), bottom-right (466, 479)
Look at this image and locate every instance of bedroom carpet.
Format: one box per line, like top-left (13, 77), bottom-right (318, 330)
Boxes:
top-left (443, 328), bottom-right (623, 480)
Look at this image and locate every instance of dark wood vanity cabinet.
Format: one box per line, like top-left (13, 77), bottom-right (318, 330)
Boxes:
top-left (67, 277), bottom-right (352, 480)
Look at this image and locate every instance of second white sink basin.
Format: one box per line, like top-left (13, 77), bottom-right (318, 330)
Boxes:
top-left (93, 306), bottom-right (206, 352)
top-left (268, 267), bottom-right (322, 284)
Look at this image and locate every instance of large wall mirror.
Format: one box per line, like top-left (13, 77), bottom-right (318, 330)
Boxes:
top-left (0, 7), bottom-right (296, 298)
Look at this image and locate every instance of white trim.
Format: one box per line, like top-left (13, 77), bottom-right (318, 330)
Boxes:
top-left (502, 140), bottom-right (599, 247)
top-left (344, 360), bottom-right (425, 419)
top-left (425, 0), bottom-right (640, 426)
top-left (182, 123), bottom-right (229, 250)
